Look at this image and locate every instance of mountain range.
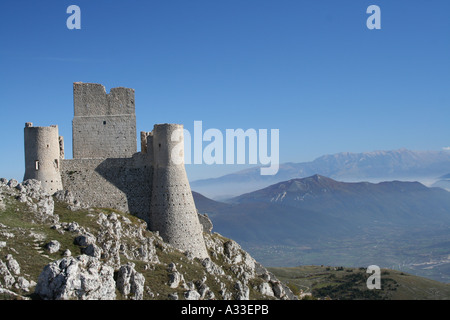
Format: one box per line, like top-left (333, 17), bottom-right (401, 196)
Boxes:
top-left (193, 175), bottom-right (450, 283)
top-left (190, 148), bottom-right (450, 199)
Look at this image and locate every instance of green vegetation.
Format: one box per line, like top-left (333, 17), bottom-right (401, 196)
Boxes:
top-left (2, 189), bottom-right (448, 300)
top-left (0, 194), bottom-right (272, 300)
top-left (268, 265), bottom-right (450, 300)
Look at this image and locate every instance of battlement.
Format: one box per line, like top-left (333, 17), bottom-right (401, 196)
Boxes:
top-left (72, 82), bottom-right (137, 159)
top-left (73, 82), bottom-right (135, 117)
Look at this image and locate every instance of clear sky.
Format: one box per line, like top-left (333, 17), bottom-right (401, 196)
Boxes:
top-left (1, 0), bottom-right (449, 181)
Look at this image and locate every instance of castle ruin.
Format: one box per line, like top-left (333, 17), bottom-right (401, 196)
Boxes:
top-left (23, 82), bottom-right (209, 259)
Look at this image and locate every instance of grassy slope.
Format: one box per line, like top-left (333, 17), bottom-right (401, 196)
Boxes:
top-left (0, 194), bottom-right (269, 300)
top-left (268, 265), bottom-right (450, 300)
top-left (2, 191), bottom-right (449, 300)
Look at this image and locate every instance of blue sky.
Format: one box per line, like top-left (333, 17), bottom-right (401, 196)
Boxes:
top-left (1, 0), bottom-right (449, 181)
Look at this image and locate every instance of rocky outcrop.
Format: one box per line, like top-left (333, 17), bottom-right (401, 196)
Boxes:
top-left (198, 213), bottom-right (213, 234)
top-left (0, 179), bottom-right (57, 224)
top-left (35, 255), bottom-right (116, 300)
top-left (0, 179), bottom-right (297, 300)
top-left (54, 190), bottom-right (87, 211)
top-left (203, 234), bottom-right (297, 300)
top-left (0, 254), bottom-right (35, 295)
top-left (116, 262), bottom-right (145, 300)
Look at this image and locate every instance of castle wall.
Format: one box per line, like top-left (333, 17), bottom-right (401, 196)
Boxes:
top-left (24, 123), bottom-right (63, 194)
top-left (72, 82), bottom-right (137, 159)
top-left (72, 115), bottom-right (137, 159)
top-left (24, 82), bottom-right (209, 260)
top-left (60, 153), bottom-right (152, 222)
top-left (149, 124), bottom-right (209, 259)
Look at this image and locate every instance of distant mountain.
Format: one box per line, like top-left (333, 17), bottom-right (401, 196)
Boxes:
top-left (193, 175), bottom-right (450, 282)
top-left (192, 191), bottom-right (230, 212)
top-left (432, 173), bottom-right (450, 191)
top-left (191, 149), bottom-right (450, 199)
top-left (196, 175), bottom-right (450, 242)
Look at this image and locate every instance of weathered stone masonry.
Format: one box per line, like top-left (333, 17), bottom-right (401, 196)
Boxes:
top-left (24, 123), bottom-right (63, 194)
top-left (23, 82), bottom-right (209, 259)
top-left (72, 82), bottom-right (137, 159)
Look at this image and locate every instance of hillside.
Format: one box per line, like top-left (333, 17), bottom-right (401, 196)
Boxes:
top-left (268, 265), bottom-right (450, 300)
top-left (193, 176), bottom-right (450, 283)
top-left (191, 149), bottom-right (450, 199)
top-left (0, 178), bottom-right (295, 300)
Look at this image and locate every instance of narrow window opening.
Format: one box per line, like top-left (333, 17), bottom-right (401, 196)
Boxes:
top-left (35, 160), bottom-right (39, 171)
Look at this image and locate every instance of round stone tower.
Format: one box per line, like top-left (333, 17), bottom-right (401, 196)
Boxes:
top-left (23, 123), bottom-right (63, 194)
top-left (149, 123), bottom-right (209, 259)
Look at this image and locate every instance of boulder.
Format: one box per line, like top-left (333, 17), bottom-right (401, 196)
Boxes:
top-left (184, 290), bottom-right (201, 300)
top-left (167, 263), bottom-right (184, 289)
top-left (0, 260), bottom-right (15, 288)
top-left (35, 255), bottom-right (116, 300)
top-left (45, 240), bottom-right (61, 254)
top-left (5, 254), bottom-right (20, 275)
top-left (116, 262), bottom-right (145, 300)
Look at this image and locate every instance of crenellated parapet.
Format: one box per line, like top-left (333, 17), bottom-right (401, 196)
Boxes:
top-left (72, 82), bottom-right (137, 159)
top-left (73, 82), bottom-right (135, 117)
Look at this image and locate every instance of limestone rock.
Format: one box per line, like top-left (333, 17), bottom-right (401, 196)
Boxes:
top-left (14, 276), bottom-right (32, 292)
top-left (94, 212), bottom-right (160, 267)
top-left (16, 180), bottom-right (45, 198)
top-left (167, 263), bottom-right (184, 289)
top-left (234, 281), bottom-right (250, 300)
top-left (82, 243), bottom-right (102, 259)
top-left (7, 179), bottom-right (19, 189)
top-left (0, 178), bottom-right (8, 188)
top-left (0, 260), bottom-right (15, 288)
top-left (5, 254), bottom-right (20, 275)
top-left (116, 262), bottom-right (145, 300)
top-left (35, 255), bottom-right (116, 300)
top-left (184, 289), bottom-right (201, 300)
top-left (10, 179), bottom-right (58, 224)
top-left (198, 213), bottom-right (213, 234)
top-left (271, 281), bottom-right (287, 300)
top-left (74, 234), bottom-right (96, 247)
top-left (258, 282), bottom-right (275, 297)
top-left (202, 258), bottom-right (225, 276)
top-left (66, 222), bottom-right (80, 233)
top-left (45, 240), bottom-right (61, 254)
top-left (54, 189), bottom-right (86, 211)
top-left (195, 279), bottom-right (215, 300)
top-left (224, 240), bottom-right (243, 264)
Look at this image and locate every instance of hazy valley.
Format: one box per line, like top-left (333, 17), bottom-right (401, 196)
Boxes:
top-left (191, 150), bottom-right (450, 285)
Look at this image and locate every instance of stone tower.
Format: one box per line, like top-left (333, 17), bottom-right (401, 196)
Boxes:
top-left (149, 124), bottom-right (209, 259)
top-left (72, 82), bottom-right (137, 159)
top-left (23, 123), bottom-right (63, 194)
